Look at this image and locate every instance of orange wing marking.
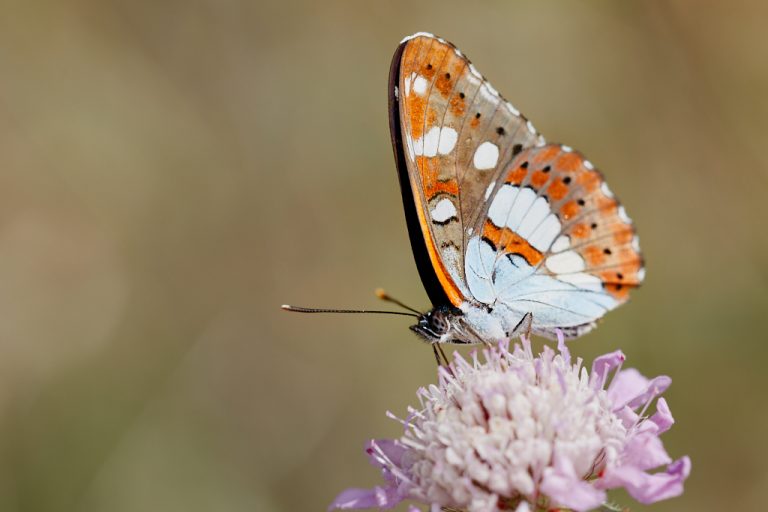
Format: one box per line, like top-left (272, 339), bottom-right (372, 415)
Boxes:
top-left (482, 220), bottom-right (544, 266)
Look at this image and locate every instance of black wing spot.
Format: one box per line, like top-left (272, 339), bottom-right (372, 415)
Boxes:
top-left (512, 143), bottom-right (523, 156)
top-left (563, 176), bottom-right (572, 184)
top-left (603, 248), bottom-right (612, 255)
top-left (521, 161), bottom-right (529, 169)
top-left (542, 165), bottom-right (551, 173)
top-left (427, 63), bottom-right (433, 70)
top-left (475, 112), bottom-right (481, 119)
top-left (496, 126), bottom-right (506, 135)
top-left (445, 72), bottom-right (451, 79)
top-left (433, 216), bottom-right (459, 226)
top-left (459, 92), bottom-right (465, 99)
top-left (616, 272), bottom-right (624, 280)
top-left (481, 236), bottom-right (497, 251)
top-left (591, 222), bottom-right (598, 229)
top-left (577, 199), bottom-right (586, 206)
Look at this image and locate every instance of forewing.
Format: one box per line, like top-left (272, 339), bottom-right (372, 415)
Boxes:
top-left (391, 33), bottom-right (544, 307)
top-left (465, 144), bottom-right (644, 337)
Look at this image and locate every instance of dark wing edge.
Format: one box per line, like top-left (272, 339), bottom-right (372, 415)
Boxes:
top-left (388, 40), bottom-right (451, 307)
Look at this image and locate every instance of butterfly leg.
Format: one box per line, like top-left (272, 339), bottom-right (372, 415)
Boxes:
top-left (431, 344), bottom-right (441, 365)
top-left (432, 343), bottom-right (450, 366)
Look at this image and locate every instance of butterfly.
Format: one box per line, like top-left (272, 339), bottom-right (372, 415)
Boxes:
top-left (387, 32), bottom-right (644, 345)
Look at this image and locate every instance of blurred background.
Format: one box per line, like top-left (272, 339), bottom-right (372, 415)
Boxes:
top-left (0, 1), bottom-right (766, 511)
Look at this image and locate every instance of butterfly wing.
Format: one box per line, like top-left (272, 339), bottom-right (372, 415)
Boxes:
top-left (464, 144), bottom-right (644, 338)
top-left (389, 33), bottom-right (544, 307)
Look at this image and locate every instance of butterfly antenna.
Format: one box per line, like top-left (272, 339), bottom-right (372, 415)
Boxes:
top-left (375, 288), bottom-right (422, 315)
top-left (281, 305), bottom-right (418, 318)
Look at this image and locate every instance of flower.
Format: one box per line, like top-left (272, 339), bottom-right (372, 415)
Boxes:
top-left (329, 335), bottom-right (690, 511)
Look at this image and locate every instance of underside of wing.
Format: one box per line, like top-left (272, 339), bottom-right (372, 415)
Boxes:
top-left (464, 144), bottom-right (644, 337)
top-left (390, 33), bottom-right (544, 308)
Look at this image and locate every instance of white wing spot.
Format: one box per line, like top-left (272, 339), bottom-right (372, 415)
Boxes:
top-left (393, 85), bottom-right (399, 100)
top-left (469, 63), bottom-right (482, 78)
top-left (558, 272), bottom-right (603, 291)
top-left (551, 235), bottom-right (571, 252)
top-left (400, 32), bottom-right (435, 44)
top-left (414, 126), bottom-right (439, 157)
top-left (631, 235), bottom-right (641, 252)
top-left (637, 267), bottom-right (646, 282)
top-left (561, 145), bottom-right (573, 153)
top-left (505, 101), bottom-right (520, 116)
top-left (473, 142), bottom-right (499, 170)
top-left (413, 75), bottom-right (428, 95)
top-left (431, 198), bottom-right (457, 223)
top-left (526, 120), bottom-right (536, 134)
top-left (601, 182), bottom-right (614, 198)
top-left (546, 250), bottom-right (586, 274)
top-left (415, 127), bottom-right (457, 157)
top-left (484, 82), bottom-right (499, 98)
top-left (584, 160), bottom-right (595, 170)
top-left (438, 127), bottom-right (458, 155)
top-left (527, 214), bottom-right (562, 252)
top-left (617, 205), bottom-right (632, 224)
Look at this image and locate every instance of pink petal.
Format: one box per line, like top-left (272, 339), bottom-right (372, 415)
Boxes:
top-left (622, 431), bottom-right (672, 471)
top-left (607, 368), bottom-right (648, 408)
top-left (555, 329), bottom-right (570, 365)
top-left (366, 439), bottom-right (406, 470)
top-left (591, 350), bottom-right (625, 389)
top-left (598, 456), bottom-right (691, 504)
top-left (650, 398), bottom-right (675, 433)
top-left (540, 457), bottom-right (606, 511)
top-left (614, 405), bottom-right (640, 429)
top-left (328, 486), bottom-right (402, 510)
top-left (625, 375), bottom-right (672, 409)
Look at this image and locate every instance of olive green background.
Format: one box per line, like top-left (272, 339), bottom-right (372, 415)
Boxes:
top-left (0, 1), bottom-right (766, 511)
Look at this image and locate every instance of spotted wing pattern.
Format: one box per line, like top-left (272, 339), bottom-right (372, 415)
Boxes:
top-left (465, 144), bottom-right (644, 337)
top-left (391, 33), bottom-right (544, 307)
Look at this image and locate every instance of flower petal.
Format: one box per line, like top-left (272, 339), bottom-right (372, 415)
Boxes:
top-left (366, 439), bottom-right (406, 470)
top-left (591, 350), bottom-right (625, 389)
top-left (556, 329), bottom-right (570, 365)
top-left (607, 368), bottom-right (648, 408)
top-left (622, 431), bottom-right (672, 470)
top-left (598, 456), bottom-right (691, 504)
top-left (650, 398), bottom-right (674, 434)
top-left (540, 456), bottom-right (606, 512)
top-left (626, 375), bottom-right (672, 409)
top-left (328, 485), bottom-right (403, 510)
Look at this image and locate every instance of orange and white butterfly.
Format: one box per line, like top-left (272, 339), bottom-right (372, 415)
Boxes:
top-left (389, 33), bottom-right (644, 344)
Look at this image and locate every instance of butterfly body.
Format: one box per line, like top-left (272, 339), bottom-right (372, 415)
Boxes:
top-left (390, 33), bottom-right (644, 343)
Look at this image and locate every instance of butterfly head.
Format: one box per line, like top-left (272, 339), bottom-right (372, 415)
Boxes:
top-left (411, 305), bottom-right (468, 344)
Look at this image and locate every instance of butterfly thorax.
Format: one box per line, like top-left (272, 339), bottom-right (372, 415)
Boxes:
top-left (411, 303), bottom-right (511, 345)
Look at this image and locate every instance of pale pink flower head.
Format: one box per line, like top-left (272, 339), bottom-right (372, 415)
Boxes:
top-left (330, 335), bottom-right (690, 512)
